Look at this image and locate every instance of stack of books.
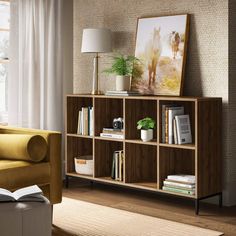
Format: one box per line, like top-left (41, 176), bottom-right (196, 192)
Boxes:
top-left (111, 150), bottom-right (124, 181)
top-left (162, 174), bottom-right (195, 195)
top-left (77, 107), bottom-right (94, 136)
top-left (162, 105), bottom-right (192, 144)
top-left (105, 90), bottom-right (140, 96)
top-left (100, 128), bottom-right (124, 139)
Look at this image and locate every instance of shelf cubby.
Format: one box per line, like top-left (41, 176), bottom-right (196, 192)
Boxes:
top-left (94, 139), bottom-right (123, 179)
top-left (66, 136), bottom-right (93, 174)
top-left (158, 99), bottom-right (195, 145)
top-left (125, 143), bottom-right (157, 189)
top-left (94, 97), bottom-right (123, 136)
top-left (125, 99), bottom-right (157, 141)
top-left (158, 146), bottom-right (195, 189)
top-left (66, 96), bottom-right (93, 134)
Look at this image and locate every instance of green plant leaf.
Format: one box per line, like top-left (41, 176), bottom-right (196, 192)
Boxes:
top-left (137, 117), bottom-right (156, 130)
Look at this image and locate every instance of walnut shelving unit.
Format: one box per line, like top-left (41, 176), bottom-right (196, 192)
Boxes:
top-left (65, 94), bottom-right (222, 214)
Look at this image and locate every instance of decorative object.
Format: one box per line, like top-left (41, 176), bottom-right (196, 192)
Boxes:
top-left (74, 156), bottom-right (93, 175)
top-left (132, 14), bottom-right (189, 96)
top-left (81, 28), bottom-right (112, 94)
top-left (137, 117), bottom-right (155, 142)
top-left (104, 53), bottom-right (141, 91)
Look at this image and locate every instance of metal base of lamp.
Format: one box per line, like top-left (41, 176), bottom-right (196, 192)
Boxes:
top-left (91, 90), bottom-right (102, 95)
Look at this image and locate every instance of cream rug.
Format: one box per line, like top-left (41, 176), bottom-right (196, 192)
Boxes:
top-left (53, 197), bottom-right (223, 236)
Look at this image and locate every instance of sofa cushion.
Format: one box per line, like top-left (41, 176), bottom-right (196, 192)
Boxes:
top-left (0, 160), bottom-right (50, 190)
top-left (0, 134), bottom-right (47, 162)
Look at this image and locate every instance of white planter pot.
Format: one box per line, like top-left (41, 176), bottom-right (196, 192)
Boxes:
top-left (116, 75), bottom-right (130, 91)
top-left (141, 129), bottom-right (153, 142)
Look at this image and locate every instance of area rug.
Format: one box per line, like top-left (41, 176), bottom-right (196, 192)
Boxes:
top-left (53, 197), bottom-right (224, 236)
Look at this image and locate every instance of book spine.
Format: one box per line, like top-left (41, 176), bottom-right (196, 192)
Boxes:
top-left (115, 152), bottom-right (119, 180)
top-left (88, 107), bottom-right (90, 136)
top-left (167, 176), bottom-right (195, 184)
top-left (162, 105), bottom-right (166, 143)
top-left (77, 110), bottom-right (82, 134)
top-left (173, 118), bottom-right (178, 144)
top-left (119, 151), bottom-right (123, 181)
top-left (162, 186), bottom-right (195, 195)
top-left (163, 181), bottom-right (195, 189)
top-left (90, 107), bottom-right (94, 136)
top-left (100, 133), bottom-right (124, 139)
top-left (102, 130), bottom-right (123, 135)
top-left (111, 152), bottom-right (116, 179)
top-left (81, 108), bottom-right (84, 135)
top-left (83, 108), bottom-right (88, 136)
top-left (168, 109), bottom-right (174, 144)
top-left (165, 107), bottom-right (169, 143)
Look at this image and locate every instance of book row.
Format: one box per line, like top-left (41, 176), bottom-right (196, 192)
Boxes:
top-left (162, 105), bottom-right (192, 145)
top-left (111, 150), bottom-right (124, 181)
top-left (77, 107), bottom-right (94, 136)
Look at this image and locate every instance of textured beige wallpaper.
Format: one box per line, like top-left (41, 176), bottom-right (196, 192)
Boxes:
top-left (73, 0), bottom-right (235, 205)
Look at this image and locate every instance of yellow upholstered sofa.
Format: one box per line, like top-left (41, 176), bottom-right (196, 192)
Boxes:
top-left (0, 126), bottom-right (62, 204)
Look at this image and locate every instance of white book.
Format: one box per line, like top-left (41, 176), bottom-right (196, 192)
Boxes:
top-left (0, 185), bottom-right (45, 202)
top-left (163, 180), bottom-right (195, 189)
top-left (81, 108), bottom-right (84, 135)
top-left (115, 152), bottom-right (119, 180)
top-left (168, 107), bottom-right (184, 144)
top-left (119, 151), bottom-right (123, 181)
top-left (167, 175), bottom-right (195, 184)
top-left (77, 110), bottom-right (82, 134)
top-left (173, 118), bottom-right (178, 144)
top-left (175, 114), bottom-right (192, 144)
top-left (89, 107), bottom-right (94, 136)
top-left (100, 133), bottom-right (124, 139)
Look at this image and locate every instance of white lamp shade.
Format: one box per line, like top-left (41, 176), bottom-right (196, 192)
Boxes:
top-left (81, 28), bottom-right (112, 53)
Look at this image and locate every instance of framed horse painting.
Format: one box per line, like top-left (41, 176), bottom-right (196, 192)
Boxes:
top-left (132, 14), bottom-right (189, 96)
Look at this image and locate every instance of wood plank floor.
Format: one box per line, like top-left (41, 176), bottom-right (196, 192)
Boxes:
top-left (53, 178), bottom-right (236, 236)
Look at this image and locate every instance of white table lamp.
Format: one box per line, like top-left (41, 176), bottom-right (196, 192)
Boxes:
top-left (81, 28), bottom-right (112, 94)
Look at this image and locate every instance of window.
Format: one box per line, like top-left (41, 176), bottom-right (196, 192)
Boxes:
top-left (0, 0), bottom-right (10, 122)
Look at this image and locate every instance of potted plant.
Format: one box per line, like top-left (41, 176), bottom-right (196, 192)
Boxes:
top-left (104, 53), bottom-right (141, 91)
top-left (137, 117), bottom-right (156, 142)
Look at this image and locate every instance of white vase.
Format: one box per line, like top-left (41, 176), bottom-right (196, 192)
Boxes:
top-left (116, 75), bottom-right (130, 91)
top-left (141, 129), bottom-right (153, 142)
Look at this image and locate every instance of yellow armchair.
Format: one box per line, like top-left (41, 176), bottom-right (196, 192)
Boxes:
top-left (0, 126), bottom-right (62, 204)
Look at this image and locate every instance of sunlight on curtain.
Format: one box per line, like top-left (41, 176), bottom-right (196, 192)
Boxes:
top-left (8, 0), bottom-right (63, 130)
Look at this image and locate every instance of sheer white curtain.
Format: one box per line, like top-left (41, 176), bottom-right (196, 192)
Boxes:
top-left (8, 0), bottom-right (63, 130)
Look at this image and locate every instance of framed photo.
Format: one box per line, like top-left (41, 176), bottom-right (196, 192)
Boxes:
top-left (132, 14), bottom-right (189, 96)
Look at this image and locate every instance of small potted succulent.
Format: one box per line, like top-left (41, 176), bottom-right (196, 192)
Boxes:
top-left (137, 117), bottom-right (156, 142)
top-left (104, 53), bottom-right (141, 91)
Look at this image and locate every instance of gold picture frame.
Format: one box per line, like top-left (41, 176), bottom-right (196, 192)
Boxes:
top-left (132, 14), bottom-right (190, 96)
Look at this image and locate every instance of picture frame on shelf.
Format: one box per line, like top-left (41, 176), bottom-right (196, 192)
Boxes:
top-left (131, 14), bottom-right (190, 96)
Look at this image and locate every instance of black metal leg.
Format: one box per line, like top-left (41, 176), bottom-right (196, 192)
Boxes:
top-left (219, 192), bottom-right (223, 208)
top-left (65, 175), bottom-right (69, 188)
top-left (195, 199), bottom-right (199, 215)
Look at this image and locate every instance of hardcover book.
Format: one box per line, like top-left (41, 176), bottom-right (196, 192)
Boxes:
top-left (175, 114), bottom-right (192, 144)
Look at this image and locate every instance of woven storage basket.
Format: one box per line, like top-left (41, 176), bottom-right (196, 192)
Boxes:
top-left (74, 155), bottom-right (93, 175)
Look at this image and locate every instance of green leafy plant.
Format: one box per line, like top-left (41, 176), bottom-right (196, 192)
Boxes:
top-left (137, 117), bottom-right (156, 130)
top-left (104, 53), bottom-right (142, 77)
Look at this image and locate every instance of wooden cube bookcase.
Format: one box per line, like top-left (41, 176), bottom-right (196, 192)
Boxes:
top-left (65, 94), bottom-right (222, 214)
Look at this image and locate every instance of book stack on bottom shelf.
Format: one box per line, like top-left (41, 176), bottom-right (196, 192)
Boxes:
top-left (111, 150), bottom-right (124, 181)
top-left (162, 174), bottom-right (195, 196)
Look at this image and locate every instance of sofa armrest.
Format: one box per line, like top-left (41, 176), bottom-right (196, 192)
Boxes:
top-left (0, 126), bottom-right (62, 204)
